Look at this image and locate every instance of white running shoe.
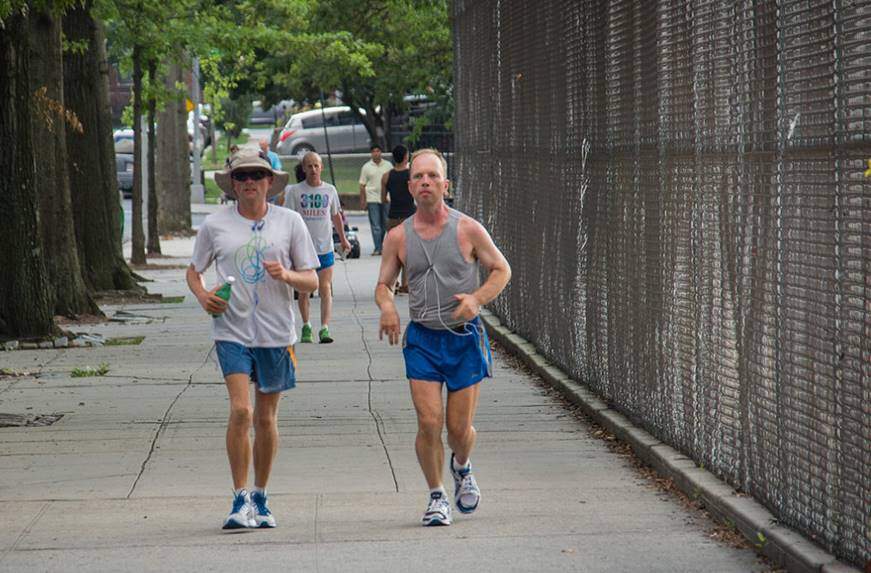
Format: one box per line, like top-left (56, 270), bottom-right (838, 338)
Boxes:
top-left (450, 453), bottom-right (480, 514)
top-left (222, 489), bottom-right (256, 529)
top-left (421, 491), bottom-right (452, 526)
top-left (250, 490), bottom-right (277, 528)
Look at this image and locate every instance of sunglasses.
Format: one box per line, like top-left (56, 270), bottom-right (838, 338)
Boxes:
top-left (231, 170), bottom-right (270, 182)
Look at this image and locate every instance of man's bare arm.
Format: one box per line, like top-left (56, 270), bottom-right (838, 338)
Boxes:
top-left (186, 264), bottom-right (228, 315)
top-left (375, 227), bottom-right (404, 344)
top-left (380, 171), bottom-right (389, 204)
top-left (263, 262), bottom-right (318, 293)
top-left (451, 220), bottom-right (512, 321)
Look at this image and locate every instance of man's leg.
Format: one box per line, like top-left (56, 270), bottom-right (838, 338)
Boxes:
top-left (446, 383), bottom-right (482, 514)
top-left (252, 388), bottom-right (282, 488)
top-left (410, 379), bottom-right (454, 525)
top-left (379, 203), bottom-right (389, 249)
top-left (298, 291), bottom-right (310, 324)
top-left (298, 288), bottom-right (313, 342)
top-left (225, 374), bottom-right (253, 490)
top-left (445, 384), bottom-right (480, 465)
top-left (409, 379), bottom-right (445, 489)
top-left (317, 266), bottom-right (333, 328)
top-left (367, 202), bottom-right (383, 253)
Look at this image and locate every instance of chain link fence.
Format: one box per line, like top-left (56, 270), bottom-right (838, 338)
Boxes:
top-left (453, 0), bottom-right (870, 566)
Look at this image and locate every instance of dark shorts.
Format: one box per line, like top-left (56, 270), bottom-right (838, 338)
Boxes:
top-left (215, 341), bottom-right (297, 394)
top-left (317, 252), bottom-right (335, 271)
top-left (402, 317), bottom-right (493, 392)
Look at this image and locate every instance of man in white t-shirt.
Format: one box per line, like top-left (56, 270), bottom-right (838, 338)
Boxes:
top-left (284, 151), bottom-right (351, 344)
top-left (187, 147), bottom-right (319, 530)
top-left (358, 143), bottom-right (393, 255)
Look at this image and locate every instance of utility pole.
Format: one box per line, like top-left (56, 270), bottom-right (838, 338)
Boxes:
top-left (190, 56), bottom-right (205, 203)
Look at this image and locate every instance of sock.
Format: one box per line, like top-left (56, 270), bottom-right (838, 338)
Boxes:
top-left (252, 486), bottom-right (266, 496)
top-left (304, 322), bottom-right (311, 328)
top-left (452, 455), bottom-right (471, 473)
top-left (430, 486), bottom-right (447, 498)
top-left (234, 487), bottom-right (247, 497)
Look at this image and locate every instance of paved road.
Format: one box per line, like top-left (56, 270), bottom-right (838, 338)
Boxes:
top-left (0, 218), bottom-right (768, 572)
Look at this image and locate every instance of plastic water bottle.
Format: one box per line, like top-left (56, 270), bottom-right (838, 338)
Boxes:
top-left (212, 276), bottom-right (235, 318)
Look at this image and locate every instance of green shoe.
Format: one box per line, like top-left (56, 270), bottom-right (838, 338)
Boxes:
top-left (300, 324), bottom-right (313, 343)
top-left (318, 326), bottom-right (334, 344)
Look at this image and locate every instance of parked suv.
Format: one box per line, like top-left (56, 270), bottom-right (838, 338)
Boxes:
top-left (276, 106), bottom-right (370, 156)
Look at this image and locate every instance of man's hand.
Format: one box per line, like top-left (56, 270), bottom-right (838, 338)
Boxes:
top-left (451, 293), bottom-right (481, 322)
top-left (379, 307), bottom-right (402, 345)
top-left (197, 284), bottom-right (228, 315)
top-left (263, 260), bottom-right (288, 282)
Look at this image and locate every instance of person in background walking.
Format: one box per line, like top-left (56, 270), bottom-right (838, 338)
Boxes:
top-left (260, 139), bottom-right (284, 205)
top-left (381, 144), bottom-right (415, 293)
top-left (284, 151), bottom-right (351, 344)
top-left (358, 143), bottom-right (393, 255)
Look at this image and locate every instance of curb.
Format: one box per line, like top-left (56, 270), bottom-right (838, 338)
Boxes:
top-left (480, 309), bottom-right (861, 573)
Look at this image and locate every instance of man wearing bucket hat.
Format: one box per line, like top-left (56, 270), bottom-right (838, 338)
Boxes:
top-left (187, 147), bottom-right (320, 530)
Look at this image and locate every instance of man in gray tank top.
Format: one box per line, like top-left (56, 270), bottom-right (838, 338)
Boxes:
top-left (376, 149), bottom-right (512, 526)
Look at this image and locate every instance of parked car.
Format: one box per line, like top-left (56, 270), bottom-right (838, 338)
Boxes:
top-left (114, 129), bottom-right (135, 153)
top-left (115, 151), bottom-right (199, 200)
top-left (250, 99), bottom-right (294, 126)
top-left (276, 106), bottom-right (370, 156)
top-left (116, 152), bottom-right (134, 198)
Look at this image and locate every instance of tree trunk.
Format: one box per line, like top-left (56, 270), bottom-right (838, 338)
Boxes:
top-left (344, 90), bottom-right (387, 150)
top-left (0, 13), bottom-right (56, 337)
top-left (130, 44), bottom-right (146, 264)
top-left (146, 59), bottom-right (161, 254)
top-left (156, 62), bottom-right (192, 234)
top-left (28, 9), bottom-right (100, 318)
top-left (63, 2), bottom-right (142, 292)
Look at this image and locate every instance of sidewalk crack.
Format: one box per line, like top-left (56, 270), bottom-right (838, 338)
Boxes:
top-left (125, 374), bottom-right (193, 499)
top-left (343, 262), bottom-right (399, 492)
top-left (0, 501), bottom-right (50, 565)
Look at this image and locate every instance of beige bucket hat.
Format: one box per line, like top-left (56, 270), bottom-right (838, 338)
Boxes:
top-left (214, 147), bottom-right (288, 200)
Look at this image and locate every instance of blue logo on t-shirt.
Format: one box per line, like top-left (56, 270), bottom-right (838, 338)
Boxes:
top-left (300, 193), bottom-right (329, 211)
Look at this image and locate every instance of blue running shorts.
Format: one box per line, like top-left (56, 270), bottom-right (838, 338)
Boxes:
top-left (402, 316), bottom-right (493, 392)
top-left (215, 341), bottom-right (297, 394)
top-left (317, 252), bottom-right (335, 271)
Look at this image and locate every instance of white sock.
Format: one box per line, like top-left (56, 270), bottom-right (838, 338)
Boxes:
top-left (430, 486), bottom-right (447, 498)
top-left (304, 322), bottom-right (311, 328)
top-left (452, 456), bottom-right (470, 472)
top-left (252, 486), bottom-right (266, 496)
top-left (234, 487), bottom-right (247, 496)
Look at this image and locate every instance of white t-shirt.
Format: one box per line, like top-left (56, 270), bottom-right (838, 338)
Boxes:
top-left (284, 181), bottom-right (340, 255)
top-left (358, 159), bottom-right (393, 203)
top-left (191, 204), bottom-right (319, 347)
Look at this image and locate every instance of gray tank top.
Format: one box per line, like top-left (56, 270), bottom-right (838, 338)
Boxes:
top-left (405, 208), bottom-right (479, 330)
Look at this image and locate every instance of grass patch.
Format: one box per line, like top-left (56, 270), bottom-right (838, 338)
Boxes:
top-left (202, 132), bottom-right (252, 170)
top-left (204, 178), bottom-right (223, 204)
top-left (160, 296), bottom-right (185, 304)
top-left (104, 336), bottom-right (145, 346)
top-left (280, 155), bottom-right (367, 196)
top-left (0, 368), bottom-right (35, 378)
top-left (71, 363), bottom-right (110, 377)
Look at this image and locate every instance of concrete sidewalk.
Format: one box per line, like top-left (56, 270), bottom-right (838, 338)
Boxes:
top-left (0, 224), bottom-right (769, 572)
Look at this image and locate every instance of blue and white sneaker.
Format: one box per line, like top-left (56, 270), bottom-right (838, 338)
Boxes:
top-left (421, 491), bottom-right (452, 526)
top-left (222, 489), bottom-right (256, 530)
top-left (450, 453), bottom-right (480, 514)
top-left (250, 490), bottom-right (277, 528)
